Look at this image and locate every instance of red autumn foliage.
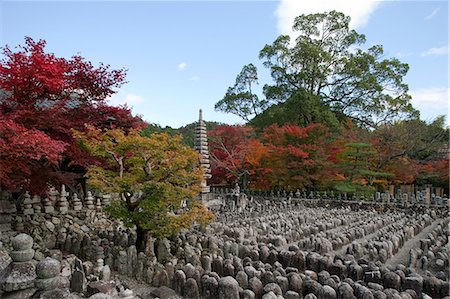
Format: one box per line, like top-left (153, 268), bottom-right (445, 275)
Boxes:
top-left (0, 118), bottom-right (66, 193)
top-left (208, 125), bottom-right (271, 189)
top-left (262, 123), bottom-right (332, 189)
top-left (209, 125), bottom-right (253, 186)
top-left (0, 37), bottom-right (144, 193)
top-left (417, 158), bottom-right (449, 187)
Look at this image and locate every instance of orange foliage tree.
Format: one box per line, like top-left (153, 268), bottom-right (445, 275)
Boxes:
top-left (74, 126), bottom-right (213, 251)
top-left (262, 123), bottom-right (332, 190)
top-left (372, 117), bottom-right (448, 188)
top-left (208, 125), bottom-right (271, 189)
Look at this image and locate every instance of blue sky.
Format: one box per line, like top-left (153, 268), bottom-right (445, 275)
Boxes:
top-left (1, 1), bottom-right (448, 128)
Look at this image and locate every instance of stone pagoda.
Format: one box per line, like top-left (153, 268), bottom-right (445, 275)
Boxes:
top-left (194, 109), bottom-right (212, 197)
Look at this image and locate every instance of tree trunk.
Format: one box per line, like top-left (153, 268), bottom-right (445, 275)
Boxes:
top-left (136, 226), bottom-right (146, 252)
top-left (118, 157), bottom-right (124, 179)
top-left (136, 226), bottom-right (154, 257)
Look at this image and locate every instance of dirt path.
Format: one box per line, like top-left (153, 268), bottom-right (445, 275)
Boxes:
top-left (384, 219), bottom-right (441, 268)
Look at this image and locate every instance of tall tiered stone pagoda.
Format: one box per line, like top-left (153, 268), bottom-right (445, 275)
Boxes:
top-left (194, 109), bottom-right (212, 196)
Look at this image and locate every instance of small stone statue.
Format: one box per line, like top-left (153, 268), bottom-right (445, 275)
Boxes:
top-left (233, 182), bottom-right (240, 195)
top-left (0, 233), bottom-right (37, 292)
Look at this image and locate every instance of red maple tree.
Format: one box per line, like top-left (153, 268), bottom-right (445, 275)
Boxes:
top-left (262, 123), bottom-right (332, 189)
top-left (0, 37), bottom-right (143, 194)
top-left (208, 125), bottom-right (271, 189)
top-left (0, 119), bottom-right (66, 193)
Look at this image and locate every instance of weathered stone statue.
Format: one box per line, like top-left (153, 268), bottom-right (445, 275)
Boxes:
top-left (0, 233), bottom-right (37, 292)
top-left (232, 182), bottom-right (240, 195)
top-left (34, 257), bottom-right (70, 298)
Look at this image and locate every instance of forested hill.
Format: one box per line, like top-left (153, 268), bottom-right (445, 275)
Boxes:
top-left (142, 121), bottom-right (224, 147)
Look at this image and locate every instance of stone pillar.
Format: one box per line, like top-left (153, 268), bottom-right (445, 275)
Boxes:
top-left (194, 109), bottom-right (212, 197)
top-left (48, 187), bottom-right (59, 204)
top-left (94, 258), bottom-right (104, 275)
top-left (35, 257), bottom-right (69, 298)
top-left (72, 194), bottom-right (83, 211)
top-left (425, 187), bottom-right (431, 207)
top-left (56, 185), bottom-right (69, 214)
top-left (43, 190), bottom-right (55, 214)
top-left (0, 199), bottom-right (16, 235)
top-left (96, 198), bottom-right (103, 213)
top-left (375, 192), bottom-right (381, 202)
top-left (22, 192), bottom-right (34, 216)
top-left (70, 258), bottom-right (87, 293)
top-left (31, 195), bottom-right (42, 215)
top-left (402, 193), bottom-right (409, 205)
top-left (85, 191), bottom-right (95, 210)
top-left (435, 187), bottom-right (443, 197)
top-left (14, 216), bottom-right (25, 232)
top-left (0, 234), bottom-right (37, 292)
top-left (388, 185), bottom-right (395, 197)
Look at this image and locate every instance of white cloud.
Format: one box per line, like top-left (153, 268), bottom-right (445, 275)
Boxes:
top-left (108, 93), bottom-right (144, 106)
top-left (178, 62), bottom-right (187, 71)
top-left (189, 76), bottom-right (199, 81)
top-left (421, 46), bottom-right (449, 57)
top-left (424, 7), bottom-right (440, 21)
top-left (410, 87), bottom-right (449, 124)
top-left (410, 87), bottom-right (449, 108)
top-left (275, 0), bottom-right (381, 39)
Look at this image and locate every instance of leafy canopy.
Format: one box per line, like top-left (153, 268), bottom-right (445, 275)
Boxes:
top-left (215, 64), bottom-right (269, 121)
top-left (209, 125), bottom-right (271, 189)
top-left (74, 126), bottom-right (213, 237)
top-left (0, 37), bottom-right (143, 194)
top-left (262, 123), bottom-right (332, 189)
top-left (0, 119), bottom-right (66, 192)
top-left (371, 117), bottom-right (449, 186)
top-left (250, 89), bottom-right (340, 131)
top-left (216, 11), bottom-right (418, 128)
top-left (334, 142), bottom-right (393, 195)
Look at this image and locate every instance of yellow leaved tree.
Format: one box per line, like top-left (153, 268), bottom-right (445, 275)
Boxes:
top-left (74, 126), bottom-right (214, 251)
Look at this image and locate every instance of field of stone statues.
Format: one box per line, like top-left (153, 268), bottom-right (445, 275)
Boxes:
top-left (0, 192), bottom-right (449, 299)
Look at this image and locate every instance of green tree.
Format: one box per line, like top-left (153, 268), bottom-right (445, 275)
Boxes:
top-left (217, 11), bottom-right (418, 128)
top-left (335, 142), bottom-right (392, 196)
top-left (250, 89), bottom-right (340, 130)
top-left (177, 121), bottom-right (223, 147)
top-left (141, 121), bottom-right (223, 147)
top-left (141, 123), bottom-right (179, 137)
top-left (74, 126), bottom-right (214, 251)
top-left (215, 64), bottom-right (269, 121)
